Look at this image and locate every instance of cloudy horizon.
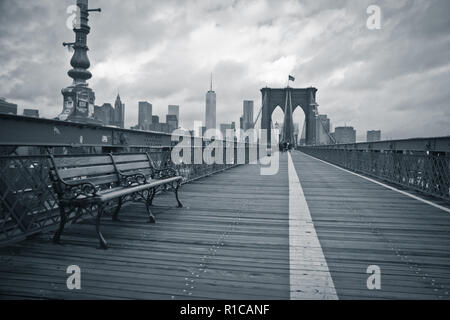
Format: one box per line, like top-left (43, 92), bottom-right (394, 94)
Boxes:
top-left (0, 0), bottom-right (449, 141)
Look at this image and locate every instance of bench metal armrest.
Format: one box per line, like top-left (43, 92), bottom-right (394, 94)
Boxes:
top-left (48, 155), bottom-right (99, 200)
top-left (51, 175), bottom-right (99, 200)
top-left (109, 154), bottom-right (148, 187)
top-left (153, 167), bottom-right (179, 179)
top-left (118, 171), bottom-right (147, 187)
top-left (145, 151), bottom-right (179, 179)
top-left (62, 181), bottom-right (99, 200)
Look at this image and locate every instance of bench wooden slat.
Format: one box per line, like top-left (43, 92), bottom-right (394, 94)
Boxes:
top-left (54, 156), bottom-right (112, 168)
top-left (116, 161), bottom-right (152, 172)
top-left (113, 154), bottom-right (149, 163)
top-left (120, 168), bottom-right (153, 177)
top-left (71, 174), bottom-right (120, 186)
top-left (58, 164), bottom-right (116, 179)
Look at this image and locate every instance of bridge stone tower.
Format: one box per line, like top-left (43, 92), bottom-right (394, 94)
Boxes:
top-left (261, 87), bottom-right (319, 146)
top-left (58, 0), bottom-right (101, 123)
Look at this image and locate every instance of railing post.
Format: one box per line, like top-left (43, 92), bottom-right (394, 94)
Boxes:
top-left (234, 138), bottom-right (238, 165)
top-left (223, 138), bottom-right (227, 168)
top-left (245, 141), bottom-right (249, 164)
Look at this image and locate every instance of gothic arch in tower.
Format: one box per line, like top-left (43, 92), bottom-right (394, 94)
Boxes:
top-left (260, 87), bottom-right (319, 146)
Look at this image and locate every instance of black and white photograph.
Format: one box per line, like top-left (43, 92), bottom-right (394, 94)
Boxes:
top-left (0, 0), bottom-right (450, 308)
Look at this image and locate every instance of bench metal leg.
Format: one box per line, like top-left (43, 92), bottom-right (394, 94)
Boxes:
top-left (147, 188), bottom-right (156, 206)
top-left (112, 198), bottom-right (123, 222)
top-left (146, 190), bottom-right (156, 223)
top-left (145, 204), bottom-right (156, 224)
top-left (96, 204), bottom-right (108, 250)
top-left (53, 205), bottom-right (68, 244)
top-left (175, 182), bottom-right (183, 208)
top-left (72, 207), bottom-right (83, 224)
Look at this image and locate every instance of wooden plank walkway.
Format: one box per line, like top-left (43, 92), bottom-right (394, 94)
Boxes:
top-left (291, 151), bottom-right (450, 300)
top-left (0, 161), bottom-right (290, 300)
top-left (1, 151), bottom-right (450, 300)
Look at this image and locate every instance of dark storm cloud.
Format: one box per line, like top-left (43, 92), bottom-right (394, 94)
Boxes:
top-left (0, 0), bottom-right (449, 140)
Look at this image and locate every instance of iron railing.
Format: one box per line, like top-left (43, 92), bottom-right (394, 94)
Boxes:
top-left (0, 115), bottom-right (264, 246)
top-left (299, 146), bottom-right (450, 201)
top-left (0, 144), bottom-right (249, 247)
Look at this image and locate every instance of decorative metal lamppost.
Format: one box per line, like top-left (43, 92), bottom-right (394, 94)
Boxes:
top-left (58, 0), bottom-right (101, 123)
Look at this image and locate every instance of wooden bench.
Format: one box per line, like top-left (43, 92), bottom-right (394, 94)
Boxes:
top-left (48, 152), bottom-right (183, 249)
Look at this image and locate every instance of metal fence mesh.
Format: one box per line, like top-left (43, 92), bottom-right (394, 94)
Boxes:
top-left (299, 147), bottom-right (450, 201)
top-left (0, 147), bottom-right (240, 246)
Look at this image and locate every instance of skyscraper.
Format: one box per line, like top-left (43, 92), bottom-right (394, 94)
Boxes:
top-left (0, 98), bottom-right (18, 115)
top-left (138, 101), bottom-right (152, 130)
top-left (168, 105), bottom-right (180, 122)
top-left (243, 100), bottom-right (254, 130)
top-left (220, 123), bottom-right (232, 139)
top-left (318, 114), bottom-right (331, 133)
top-left (23, 109), bottom-right (40, 118)
top-left (94, 103), bottom-right (114, 125)
top-left (114, 94), bottom-right (125, 128)
top-left (166, 114), bottom-right (178, 130)
top-left (367, 130), bottom-right (381, 142)
top-left (334, 126), bottom-right (356, 144)
top-left (205, 75), bottom-right (216, 131)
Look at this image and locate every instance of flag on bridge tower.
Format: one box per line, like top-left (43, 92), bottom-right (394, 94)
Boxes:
top-left (289, 75), bottom-right (295, 82)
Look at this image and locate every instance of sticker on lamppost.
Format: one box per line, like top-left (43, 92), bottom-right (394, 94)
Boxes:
top-left (66, 265), bottom-right (81, 290)
top-left (366, 265), bottom-right (381, 290)
top-left (366, 5), bottom-right (381, 30)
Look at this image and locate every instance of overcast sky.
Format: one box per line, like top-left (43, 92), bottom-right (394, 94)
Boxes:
top-left (0, 0), bottom-right (449, 141)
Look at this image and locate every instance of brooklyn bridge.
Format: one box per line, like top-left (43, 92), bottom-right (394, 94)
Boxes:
top-left (1, 0), bottom-right (450, 301)
top-left (1, 111), bottom-right (449, 299)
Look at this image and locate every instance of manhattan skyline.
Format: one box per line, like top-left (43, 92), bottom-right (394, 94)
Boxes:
top-left (0, 0), bottom-right (449, 141)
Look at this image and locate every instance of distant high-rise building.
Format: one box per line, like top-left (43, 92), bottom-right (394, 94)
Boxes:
top-left (293, 123), bottom-right (300, 144)
top-left (138, 101), bottom-right (153, 130)
top-left (94, 103), bottom-right (114, 125)
top-left (168, 105), bottom-right (180, 122)
top-left (274, 122), bottom-right (282, 143)
top-left (367, 130), bottom-right (381, 142)
top-left (334, 126), bottom-right (356, 144)
top-left (114, 94), bottom-right (125, 128)
top-left (243, 100), bottom-right (254, 130)
top-left (318, 114), bottom-right (330, 133)
top-left (23, 109), bottom-right (39, 118)
top-left (152, 115), bottom-right (160, 124)
top-left (148, 122), bottom-right (173, 134)
top-left (0, 98), bottom-right (18, 115)
top-left (198, 126), bottom-right (207, 137)
top-left (205, 75), bottom-right (216, 130)
top-left (220, 123), bottom-right (233, 139)
top-left (166, 114), bottom-right (178, 131)
top-left (300, 122), bottom-right (307, 146)
top-left (231, 122), bottom-right (236, 131)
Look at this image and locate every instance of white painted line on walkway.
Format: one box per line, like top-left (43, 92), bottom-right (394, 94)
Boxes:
top-left (287, 152), bottom-right (338, 300)
top-left (298, 151), bottom-right (450, 214)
